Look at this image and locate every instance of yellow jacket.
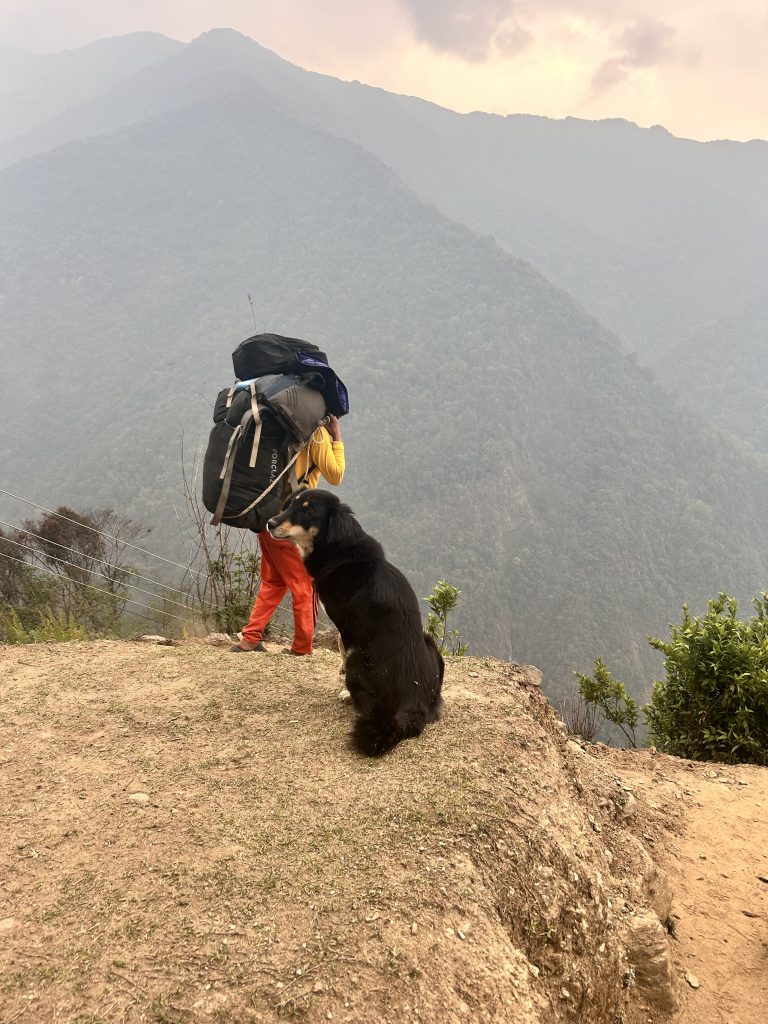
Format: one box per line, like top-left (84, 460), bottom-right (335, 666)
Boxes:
top-left (295, 426), bottom-right (345, 489)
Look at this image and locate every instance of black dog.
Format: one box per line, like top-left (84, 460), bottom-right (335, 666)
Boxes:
top-left (267, 490), bottom-right (444, 756)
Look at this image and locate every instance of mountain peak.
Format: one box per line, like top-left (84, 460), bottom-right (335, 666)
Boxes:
top-left (189, 27), bottom-right (282, 60)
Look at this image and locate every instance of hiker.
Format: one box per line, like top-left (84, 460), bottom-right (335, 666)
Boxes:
top-left (230, 414), bottom-right (345, 655)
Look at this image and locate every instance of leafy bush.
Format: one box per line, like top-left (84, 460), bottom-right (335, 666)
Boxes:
top-left (425, 580), bottom-right (468, 656)
top-left (574, 657), bottom-right (639, 746)
top-left (29, 608), bottom-right (89, 643)
top-left (208, 548), bottom-right (261, 635)
top-left (646, 593), bottom-right (768, 765)
top-left (1, 606), bottom-right (89, 644)
top-left (1, 607), bottom-right (31, 644)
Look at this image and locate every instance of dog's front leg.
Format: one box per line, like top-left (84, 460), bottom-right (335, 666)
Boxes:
top-left (337, 633), bottom-right (352, 702)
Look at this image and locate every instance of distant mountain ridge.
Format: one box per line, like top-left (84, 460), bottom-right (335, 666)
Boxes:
top-left (0, 32), bottom-right (183, 146)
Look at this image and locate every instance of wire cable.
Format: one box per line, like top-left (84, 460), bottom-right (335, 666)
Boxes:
top-left (0, 487), bottom-right (211, 580)
top-left (0, 517), bottom-right (214, 607)
top-left (0, 535), bottom-right (200, 614)
top-left (0, 551), bottom-right (192, 625)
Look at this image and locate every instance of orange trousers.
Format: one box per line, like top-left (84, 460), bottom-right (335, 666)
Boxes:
top-left (242, 530), bottom-right (318, 654)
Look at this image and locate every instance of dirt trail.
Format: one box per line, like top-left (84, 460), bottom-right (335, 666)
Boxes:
top-left (603, 751), bottom-right (768, 1024)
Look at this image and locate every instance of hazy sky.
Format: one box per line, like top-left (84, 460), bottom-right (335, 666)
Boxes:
top-left (1, 0), bottom-right (766, 141)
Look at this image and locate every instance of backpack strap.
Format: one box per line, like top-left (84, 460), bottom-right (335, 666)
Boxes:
top-left (225, 380), bottom-right (239, 409)
top-left (248, 380), bottom-right (263, 468)
top-left (211, 408), bottom-right (254, 526)
top-left (293, 460), bottom-right (316, 491)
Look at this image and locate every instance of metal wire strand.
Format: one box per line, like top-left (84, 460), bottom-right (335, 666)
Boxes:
top-left (0, 551), bottom-right (192, 625)
top-left (0, 535), bottom-right (200, 613)
top-left (0, 487), bottom-right (210, 580)
top-left (0, 517), bottom-right (214, 607)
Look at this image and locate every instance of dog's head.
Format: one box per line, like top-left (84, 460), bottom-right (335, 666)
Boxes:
top-left (267, 489), bottom-right (345, 558)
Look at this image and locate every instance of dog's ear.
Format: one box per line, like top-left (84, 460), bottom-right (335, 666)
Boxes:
top-left (325, 501), bottom-right (357, 545)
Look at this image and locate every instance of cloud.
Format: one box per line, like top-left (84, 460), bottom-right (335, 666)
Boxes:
top-left (591, 18), bottom-right (676, 92)
top-left (395, 0), bottom-right (532, 61)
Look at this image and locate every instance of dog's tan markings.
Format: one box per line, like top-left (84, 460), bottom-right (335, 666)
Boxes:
top-left (280, 523), bottom-right (318, 558)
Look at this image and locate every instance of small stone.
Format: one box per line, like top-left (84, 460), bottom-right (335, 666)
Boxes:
top-left (457, 929), bottom-right (466, 940)
top-left (203, 633), bottom-right (234, 647)
top-left (522, 666), bottom-right (543, 686)
top-left (468, 672), bottom-right (479, 678)
top-left (128, 792), bottom-right (150, 805)
top-left (0, 918), bottom-right (19, 932)
top-left (625, 912), bottom-right (677, 1012)
top-left (411, 922), bottom-right (418, 934)
top-left (619, 793), bottom-right (638, 820)
top-left (529, 964), bottom-right (540, 978)
top-left (757, 875), bottom-right (768, 884)
top-left (313, 981), bottom-right (324, 993)
top-left (685, 973), bottom-right (700, 989)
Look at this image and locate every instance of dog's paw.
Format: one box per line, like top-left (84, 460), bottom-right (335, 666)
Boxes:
top-left (337, 687), bottom-right (352, 703)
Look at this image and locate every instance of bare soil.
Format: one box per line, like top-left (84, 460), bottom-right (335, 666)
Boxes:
top-left (595, 747), bottom-right (768, 1024)
top-left (1, 640), bottom-right (766, 1023)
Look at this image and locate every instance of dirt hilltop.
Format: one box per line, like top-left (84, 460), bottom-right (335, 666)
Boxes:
top-left (1, 640), bottom-right (766, 1023)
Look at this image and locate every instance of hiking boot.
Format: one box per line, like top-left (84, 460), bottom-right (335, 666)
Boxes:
top-left (229, 641), bottom-right (267, 653)
top-left (281, 648), bottom-right (312, 656)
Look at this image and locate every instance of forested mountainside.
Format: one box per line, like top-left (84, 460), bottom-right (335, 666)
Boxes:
top-left (1, 81), bottom-right (767, 702)
top-left (2, 29), bottom-right (765, 452)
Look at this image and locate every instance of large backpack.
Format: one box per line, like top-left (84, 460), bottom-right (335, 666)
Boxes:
top-left (202, 334), bottom-right (348, 532)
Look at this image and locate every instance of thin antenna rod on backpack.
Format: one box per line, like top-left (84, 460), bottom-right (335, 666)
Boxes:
top-left (247, 293), bottom-right (258, 332)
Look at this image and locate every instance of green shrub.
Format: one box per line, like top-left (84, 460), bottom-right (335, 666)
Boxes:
top-left (646, 593), bottom-right (768, 765)
top-left (208, 548), bottom-right (261, 634)
top-left (1, 606), bottom-right (89, 644)
top-left (1, 607), bottom-right (31, 644)
top-left (574, 657), bottom-right (639, 746)
top-left (28, 608), bottom-right (89, 643)
top-left (425, 579), bottom-right (468, 656)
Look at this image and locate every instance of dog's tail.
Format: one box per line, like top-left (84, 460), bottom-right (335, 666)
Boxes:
top-left (351, 708), bottom-right (425, 758)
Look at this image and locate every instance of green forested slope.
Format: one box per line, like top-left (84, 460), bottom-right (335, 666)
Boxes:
top-left (1, 88), bottom-right (766, 700)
